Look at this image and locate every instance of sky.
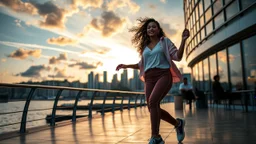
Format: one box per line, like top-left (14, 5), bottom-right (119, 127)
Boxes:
top-left (0, 0), bottom-right (190, 84)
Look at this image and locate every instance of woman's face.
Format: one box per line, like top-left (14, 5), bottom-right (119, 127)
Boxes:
top-left (147, 21), bottom-right (160, 37)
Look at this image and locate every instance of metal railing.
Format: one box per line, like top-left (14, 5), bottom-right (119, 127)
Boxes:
top-left (0, 83), bottom-right (172, 134)
top-left (205, 89), bottom-right (255, 112)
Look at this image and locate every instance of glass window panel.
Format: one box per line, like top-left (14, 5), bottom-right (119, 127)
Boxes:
top-left (197, 32), bottom-right (201, 42)
top-left (213, 0), bottom-right (223, 14)
top-left (187, 10), bottom-right (190, 21)
top-left (195, 6), bottom-right (199, 21)
top-left (205, 7), bottom-right (212, 22)
top-left (195, 33), bottom-right (198, 46)
top-left (199, 0), bottom-right (204, 16)
top-left (191, 27), bottom-right (194, 37)
top-left (242, 35), bottom-right (256, 90)
top-left (191, 38), bottom-right (194, 48)
top-left (192, 65), bottom-right (198, 87)
top-left (210, 54), bottom-right (218, 84)
top-left (200, 15), bottom-right (205, 27)
top-left (225, 1), bottom-right (239, 20)
top-left (190, 18), bottom-right (193, 28)
top-left (224, 0), bottom-right (232, 5)
top-left (214, 11), bottom-right (224, 28)
top-left (201, 28), bottom-right (205, 40)
top-left (241, 0), bottom-right (256, 10)
top-left (203, 58), bottom-right (210, 91)
top-left (194, 26), bottom-right (197, 36)
top-left (206, 21), bottom-right (213, 35)
top-left (217, 49), bottom-right (229, 90)
top-left (193, 11), bottom-right (196, 26)
top-left (197, 21), bottom-right (200, 32)
top-left (228, 43), bottom-right (243, 90)
top-left (189, 2), bottom-right (192, 12)
top-left (204, 0), bottom-right (212, 9)
top-left (198, 61), bottom-right (204, 90)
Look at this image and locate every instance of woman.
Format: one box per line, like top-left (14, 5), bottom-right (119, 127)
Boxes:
top-left (116, 18), bottom-right (190, 143)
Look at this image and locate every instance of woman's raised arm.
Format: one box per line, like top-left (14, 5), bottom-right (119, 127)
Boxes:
top-left (116, 64), bottom-right (139, 71)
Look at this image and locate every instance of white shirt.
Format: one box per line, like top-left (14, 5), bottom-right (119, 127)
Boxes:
top-left (143, 41), bottom-right (170, 72)
top-left (179, 83), bottom-right (193, 91)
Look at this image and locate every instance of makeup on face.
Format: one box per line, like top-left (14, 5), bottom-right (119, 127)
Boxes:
top-left (147, 22), bottom-right (159, 37)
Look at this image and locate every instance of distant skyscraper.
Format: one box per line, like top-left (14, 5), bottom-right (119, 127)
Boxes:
top-left (88, 71), bottom-right (94, 89)
top-left (103, 71), bottom-right (107, 89)
top-left (111, 74), bottom-right (118, 88)
top-left (94, 74), bottom-right (99, 89)
top-left (121, 69), bottom-right (128, 87)
top-left (134, 69), bottom-right (140, 90)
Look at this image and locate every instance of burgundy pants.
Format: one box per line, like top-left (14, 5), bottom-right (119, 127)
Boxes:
top-left (144, 68), bottom-right (177, 136)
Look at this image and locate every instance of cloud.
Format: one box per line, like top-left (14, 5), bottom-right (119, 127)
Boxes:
top-left (89, 11), bottom-right (126, 37)
top-left (7, 48), bottom-right (41, 60)
top-left (48, 67), bottom-right (74, 78)
top-left (230, 70), bottom-right (239, 77)
top-left (30, 1), bottom-right (67, 29)
top-left (0, 0), bottom-right (69, 30)
top-left (106, 0), bottom-right (140, 13)
top-left (161, 22), bottom-right (178, 37)
top-left (1, 58), bottom-right (6, 62)
top-left (15, 19), bottom-right (22, 28)
top-left (0, 70), bottom-right (8, 77)
top-left (96, 48), bottom-right (111, 54)
top-left (49, 53), bottom-right (68, 64)
top-left (47, 36), bottom-right (78, 46)
top-left (0, 40), bottom-right (79, 55)
top-left (69, 61), bottom-right (98, 69)
top-left (160, 0), bottom-right (166, 3)
top-left (16, 65), bottom-right (51, 77)
top-left (228, 54), bottom-right (235, 63)
top-left (218, 51), bottom-right (227, 63)
top-left (0, 0), bottom-right (37, 15)
top-left (71, 0), bottom-right (103, 9)
top-left (148, 4), bottom-right (156, 9)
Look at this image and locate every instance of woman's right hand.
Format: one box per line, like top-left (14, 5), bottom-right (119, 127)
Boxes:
top-left (116, 64), bottom-right (126, 71)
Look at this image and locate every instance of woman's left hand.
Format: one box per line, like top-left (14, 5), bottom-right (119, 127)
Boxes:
top-left (182, 29), bottom-right (190, 40)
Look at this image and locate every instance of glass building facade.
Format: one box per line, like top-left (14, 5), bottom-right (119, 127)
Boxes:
top-left (183, 0), bottom-right (256, 92)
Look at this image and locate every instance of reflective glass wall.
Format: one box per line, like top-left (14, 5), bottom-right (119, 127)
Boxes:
top-left (191, 35), bottom-right (256, 91)
top-left (185, 0), bottom-right (256, 91)
top-left (184, 0), bottom-right (256, 56)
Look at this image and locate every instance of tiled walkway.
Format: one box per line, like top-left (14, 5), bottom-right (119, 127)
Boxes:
top-left (0, 103), bottom-right (256, 144)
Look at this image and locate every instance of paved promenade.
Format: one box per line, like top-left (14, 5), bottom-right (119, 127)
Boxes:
top-left (0, 103), bottom-right (256, 144)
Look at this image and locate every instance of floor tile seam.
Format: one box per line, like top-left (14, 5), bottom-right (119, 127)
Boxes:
top-left (115, 128), bottom-right (144, 144)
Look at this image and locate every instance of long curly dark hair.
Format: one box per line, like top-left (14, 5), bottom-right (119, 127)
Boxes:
top-left (129, 17), bottom-right (166, 56)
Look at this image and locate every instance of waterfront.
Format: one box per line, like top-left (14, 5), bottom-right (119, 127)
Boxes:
top-left (0, 100), bottom-right (115, 134)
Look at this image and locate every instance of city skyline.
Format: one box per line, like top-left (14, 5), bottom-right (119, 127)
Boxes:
top-left (0, 0), bottom-right (190, 84)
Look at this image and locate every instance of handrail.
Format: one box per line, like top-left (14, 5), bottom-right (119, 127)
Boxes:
top-left (204, 89), bottom-right (255, 112)
top-left (0, 83), bottom-right (145, 94)
top-left (0, 83), bottom-right (173, 134)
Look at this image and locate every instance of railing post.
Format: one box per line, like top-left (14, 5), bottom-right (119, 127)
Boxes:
top-left (101, 92), bottom-right (109, 115)
top-left (140, 95), bottom-right (143, 107)
top-left (120, 94), bottom-right (124, 111)
top-left (88, 91), bottom-right (97, 118)
top-left (134, 94), bottom-right (138, 109)
top-left (72, 91), bottom-right (83, 122)
top-left (20, 88), bottom-right (36, 133)
top-left (128, 96), bottom-right (131, 110)
top-left (51, 89), bottom-right (63, 126)
top-left (112, 94), bottom-right (117, 113)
